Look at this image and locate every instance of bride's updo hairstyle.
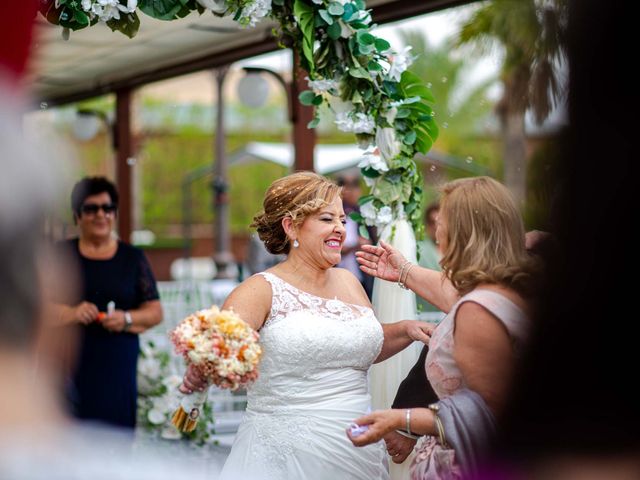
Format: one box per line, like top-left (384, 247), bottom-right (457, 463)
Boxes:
top-left (439, 176), bottom-right (538, 297)
top-left (251, 172), bottom-right (342, 255)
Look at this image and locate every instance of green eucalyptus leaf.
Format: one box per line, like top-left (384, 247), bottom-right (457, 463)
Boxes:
top-left (395, 108), bottom-right (411, 119)
top-left (311, 94), bottom-right (324, 106)
top-left (374, 38), bottom-right (391, 52)
top-left (273, 0), bottom-right (284, 5)
top-left (361, 167), bottom-right (381, 178)
top-left (139, 0), bottom-right (186, 20)
top-left (367, 61), bottom-right (383, 71)
top-left (357, 195), bottom-right (375, 206)
top-left (403, 131), bottom-right (417, 145)
top-left (327, 21), bottom-right (341, 39)
top-left (74, 9), bottom-right (89, 26)
top-left (351, 90), bottom-right (363, 104)
top-left (106, 12), bottom-right (140, 38)
top-left (357, 31), bottom-right (375, 45)
top-left (353, 0), bottom-right (365, 9)
top-left (328, 2), bottom-right (345, 16)
top-left (348, 68), bottom-right (370, 79)
top-left (318, 9), bottom-right (333, 25)
top-left (359, 43), bottom-right (375, 55)
top-left (298, 90), bottom-right (317, 106)
top-left (358, 225), bottom-right (370, 239)
top-left (405, 84), bottom-right (436, 103)
top-left (307, 118), bottom-right (320, 129)
top-left (349, 211), bottom-right (363, 222)
top-left (342, 3), bottom-right (356, 21)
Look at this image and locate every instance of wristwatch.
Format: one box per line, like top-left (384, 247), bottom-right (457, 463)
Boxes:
top-left (123, 311), bottom-right (133, 332)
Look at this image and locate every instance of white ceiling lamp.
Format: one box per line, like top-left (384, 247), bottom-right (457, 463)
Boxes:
top-left (237, 71), bottom-right (270, 109)
top-left (73, 110), bottom-right (103, 141)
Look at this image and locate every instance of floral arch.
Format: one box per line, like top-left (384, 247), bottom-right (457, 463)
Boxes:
top-left (40, 0), bottom-right (438, 237)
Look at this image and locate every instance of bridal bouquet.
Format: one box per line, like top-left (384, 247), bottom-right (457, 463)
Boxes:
top-left (170, 306), bottom-right (262, 432)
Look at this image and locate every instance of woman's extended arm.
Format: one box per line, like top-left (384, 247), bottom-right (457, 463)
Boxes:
top-left (356, 240), bottom-right (458, 312)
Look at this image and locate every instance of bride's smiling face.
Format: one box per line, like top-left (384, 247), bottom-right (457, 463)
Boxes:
top-left (295, 196), bottom-right (347, 268)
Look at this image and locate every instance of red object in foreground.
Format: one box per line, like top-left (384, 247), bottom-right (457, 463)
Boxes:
top-left (0, 0), bottom-right (38, 83)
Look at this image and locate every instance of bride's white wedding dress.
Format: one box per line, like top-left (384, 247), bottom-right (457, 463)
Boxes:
top-left (220, 272), bottom-right (390, 480)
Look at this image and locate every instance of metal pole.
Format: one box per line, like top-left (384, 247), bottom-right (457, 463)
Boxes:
top-left (212, 66), bottom-right (235, 279)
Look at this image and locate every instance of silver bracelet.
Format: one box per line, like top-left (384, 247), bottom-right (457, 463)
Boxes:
top-left (399, 263), bottom-right (414, 290)
top-left (405, 408), bottom-right (412, 435)
top-left (395, 429), bottom-right (421, 440)
top-left (397, 261), bottom-right (410, 288)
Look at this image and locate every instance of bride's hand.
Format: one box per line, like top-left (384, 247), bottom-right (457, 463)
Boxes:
top-left (179, 363), bottom-right (208, 394)
top-left (356, 240), bottom-right (407, 282)
top-left (405, 320), bottom-right (434, 345)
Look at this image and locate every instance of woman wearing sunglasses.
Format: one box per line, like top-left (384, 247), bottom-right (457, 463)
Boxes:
top-left (54, 176), bottom-right (162, 429)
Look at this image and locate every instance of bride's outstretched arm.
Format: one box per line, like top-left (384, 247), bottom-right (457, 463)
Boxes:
top-left (374, 321), bottom-right (433, 363)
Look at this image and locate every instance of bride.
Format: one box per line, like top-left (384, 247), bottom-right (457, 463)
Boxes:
top-left (182, 172), bottom-right (432, 480)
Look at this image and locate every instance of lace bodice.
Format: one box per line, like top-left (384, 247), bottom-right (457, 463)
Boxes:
top-left (220, 272), bottom-right (388, 479)
top-left (247, 271), bottom-right (384, 411)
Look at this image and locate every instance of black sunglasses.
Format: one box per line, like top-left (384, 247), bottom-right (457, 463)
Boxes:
top-left (80, 203), bottom-right (117, 215)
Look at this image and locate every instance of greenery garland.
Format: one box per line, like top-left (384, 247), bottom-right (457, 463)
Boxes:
top-left (40, 0), bottom-right (438, 237)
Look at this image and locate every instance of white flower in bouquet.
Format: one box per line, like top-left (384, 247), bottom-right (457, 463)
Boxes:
top-left (376, 127), bottom-right (402, 161)
top-left (147, 408), bottom-right (167, 425)
top-left (162, 375), bottom-right (183, 391)
top-left (386, 46), bottom-right (413, 82)
top-left (137, 357), bottom-right (161, 395)
top-left (358, 152), bottom-right (389, 173)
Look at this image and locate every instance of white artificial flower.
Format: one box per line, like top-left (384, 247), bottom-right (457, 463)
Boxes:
top-left (311, 0), bottom-right (324, 4)
top-left (385, 106), bottom-right (398, 124)
top-left (339, 20), bottom-right (354, 38)
top-left (376, 127), bottom-right (401, 161)
top-left (240, 0), bottom-right (272, 27)
top-left (195, 0), bottom-right (227, 13)
top-left (360, 201), bottom-right (378, 227)
top-left (335, 112), bottom-right (375, 134)
top-left (386, 46), bottom-right (413, 82)
top-left (358, 152), bottom-right (389, 172)
top-left (376, 206), bottom-right (393, 226)
top-left (307, 77), bottom-right (339, 93)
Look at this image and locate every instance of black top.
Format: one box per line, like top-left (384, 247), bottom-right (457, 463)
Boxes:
top-left (61, 238), bottom-right (159, 429)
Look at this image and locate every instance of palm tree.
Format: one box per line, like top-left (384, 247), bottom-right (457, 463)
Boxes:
top-left (456, 0), bottom-right (567, 206)
top-left (399, 30), bottom-right (497, 167)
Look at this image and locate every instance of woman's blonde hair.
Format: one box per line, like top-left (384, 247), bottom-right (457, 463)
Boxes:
top-left (439, 176), bottom-right (537, 296)
top-left (251, 172), bottom-right (342, 255)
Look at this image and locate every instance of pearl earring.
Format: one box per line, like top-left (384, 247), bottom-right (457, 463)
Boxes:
top-left (293, 239), bottom-right (299, 248)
